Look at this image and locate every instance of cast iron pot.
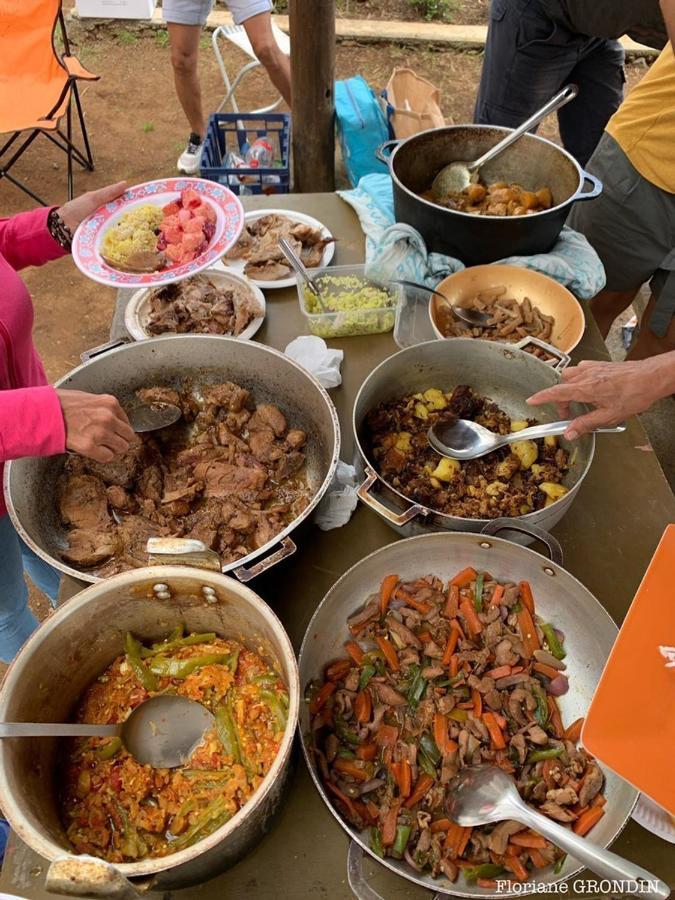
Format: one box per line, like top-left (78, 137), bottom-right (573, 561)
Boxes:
top-left (0, 555), bottom-right (299, 895)
top-left (4, 335), bottom-right (340, 584)
top-left (353, 338), bottom-right (593, 541)
top-left (298, 523), bottom-right (636, 899)
top-left (377, 125), bottom-right (602, 265)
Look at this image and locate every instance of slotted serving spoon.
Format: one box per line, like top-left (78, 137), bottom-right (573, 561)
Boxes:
top-left (447, 766), bottom-right (670, 898)
top-left (429, 417), bottom-right (626, 460)
top-left (392, 279), bottom-right (492, 327)
top-left (0, 695), bottom-right (214, 768)
top-left (432, 84), bottom-right (579, 198)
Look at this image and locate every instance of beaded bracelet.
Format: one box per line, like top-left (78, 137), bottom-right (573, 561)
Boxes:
top-left (47, 209), bottom-right (73, 252)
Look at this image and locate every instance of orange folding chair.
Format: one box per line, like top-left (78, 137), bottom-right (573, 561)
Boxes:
top-left (0, 0), bottom-right (98, 204)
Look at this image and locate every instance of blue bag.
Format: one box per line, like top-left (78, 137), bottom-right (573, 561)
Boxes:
top-left (335, 76), bottom-right (390, 187)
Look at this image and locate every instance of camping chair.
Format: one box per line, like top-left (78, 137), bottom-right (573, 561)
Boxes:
top-left (212, 21), bottom-right (290, 113)
top-left (0, 0), bottom-right (97, 205)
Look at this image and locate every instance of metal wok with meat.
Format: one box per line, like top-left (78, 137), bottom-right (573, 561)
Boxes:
top-left (308, 569), bottom-right (605, 889)
top-left (57, 381), bottom-right (312, 575)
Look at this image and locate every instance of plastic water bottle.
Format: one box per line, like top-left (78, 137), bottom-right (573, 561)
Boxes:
top-left (245, 137), bottom-right (274, 169)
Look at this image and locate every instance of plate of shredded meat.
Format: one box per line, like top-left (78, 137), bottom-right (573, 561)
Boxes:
top-left (223, 210), bottom-right (335, 289)
top-left (124, 268), bottom-right (265, 342)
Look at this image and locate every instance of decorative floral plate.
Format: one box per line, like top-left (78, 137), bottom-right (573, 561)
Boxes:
top-left (72, 178), bottom-right (245, 289)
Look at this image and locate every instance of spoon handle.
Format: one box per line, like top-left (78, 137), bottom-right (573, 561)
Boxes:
top-left (0, 722), bottom-right (121, 738)
top-left (512, 804), bottom-right (670, 898)
top-left (470, 84), bottom-right (579, 173)
top-left (278, 237), bottom-right (326, 310)
top-left (503, 420), bottom-right (626, 443)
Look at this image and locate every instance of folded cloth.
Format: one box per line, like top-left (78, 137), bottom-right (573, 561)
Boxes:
top-left (338, 173), bottom-right (606, 300)
top-left (313, 461), bottom-right (359, 531)
top-left (284, 335), bottom-right (344, 389)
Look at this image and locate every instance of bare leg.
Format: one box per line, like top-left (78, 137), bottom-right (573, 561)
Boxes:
top-left (243, 13), bottom-right (291, 106)
top-left (168, 22), bottom-right (206, 138)
top-left (628, 294), bottom-right (675, 360)
top-left (589, 287), bottom-right (640, 339)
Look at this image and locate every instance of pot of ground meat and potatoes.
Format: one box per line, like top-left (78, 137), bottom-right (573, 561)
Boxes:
top-left (377, 125), bottom-right (602, 265)
top-left (4, 335), bottom-right (340, 584)
top-left (0, 564), bottom-right (299, 892)
top-left (298, 531), bottom-right (637, 898)
top-left (353, 339), bottom-right (595, 543)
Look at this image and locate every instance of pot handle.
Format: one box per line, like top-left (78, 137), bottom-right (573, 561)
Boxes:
top-left (481, 517), bottom-right (563, 566)
top-left (375, 139), bottom-right (400, 164)
top-left (513, 336), bottom-right (570, 372)
top-left (46, 856), bottom-right (154, 898)
top-left (347, 841), bottom-right (445, 900)
top-left (146, 537), bottom-right (222, 570)
top-left (80, 338), bottom-right (130, 364)
top-left (571, 170), bottom-right (603, 202)
top-left (357, 467), bottom-right (427, 528)
top-left (232, 536), bottom-right (296, 583)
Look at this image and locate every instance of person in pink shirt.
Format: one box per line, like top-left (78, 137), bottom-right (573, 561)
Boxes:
top-left (0, 182), bottom-right (135, 662)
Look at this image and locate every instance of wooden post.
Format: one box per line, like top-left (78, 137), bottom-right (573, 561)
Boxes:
top-left (290, 0), bottom-right (336, 192)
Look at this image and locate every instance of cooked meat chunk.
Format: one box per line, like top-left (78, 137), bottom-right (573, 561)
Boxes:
top-left (578, 763), bottom-right (604, 808)
top-left (486, 820), bottom-right (524, 855)
top-left (59, 475), bottom-right (112, 532)
top-left (202, 382), bottom-right (249, 413)
top-left (106, 485), bottom-right (136, 512)
top-left (198, 462), bottom-right (267, 499)
top-left (249, 404), bottom-right (287, 436)
top-left (116, 516), bottom-right (160, 567)
top-left (145, 274), bottom-right (261, 337)
top-left (526, 724), bottom-right (549, 745)
top-left (61, 529), bottom-right (118, 567)
top-left (274, 451), bottom-right (305, 481)
top-left (546, 787), bottom-right (578, 806)
top-left (539, 801), bottom-right (577, 823)
top-left (82, 442), bottom-right (143, 488)
top-left (137, 465), bottom-right (163, 503)
top-left (286, 429), bottom-right (306, 449)
top-left (248, 428), bottom-right (278, 462)
top-left (136, 387), bottom-right (181, 409)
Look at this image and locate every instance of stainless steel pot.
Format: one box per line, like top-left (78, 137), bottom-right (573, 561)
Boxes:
top-left (377, 126), bottom-right (602, 265)
top-left (4, 334), bottom-right (340, 584)
top-left (353, 338), bottom-right (594, 542)
top-left (298, 522), bottom-right (636, 899)
top-left (0, 556), bottom-right (300, 895)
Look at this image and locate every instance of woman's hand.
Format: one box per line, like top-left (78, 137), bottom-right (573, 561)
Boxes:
top-left (56, 389), bottom-right (135, 463)
top-left (56, 182), bottom-right (127, 233)
top-left (526, 355), bottom-right (675, 439)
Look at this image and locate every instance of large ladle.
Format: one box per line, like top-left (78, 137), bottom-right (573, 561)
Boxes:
top-left (447, 766), bottom-right (670, 898)
top-left (432, 84), bottom-right (579, 198)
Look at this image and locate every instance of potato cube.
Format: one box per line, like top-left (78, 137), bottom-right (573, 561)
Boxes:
top-left (414, 402), bottom-right (429, 420)
top-left (431, 457), bottom-right (460, 482)
top-left (540, 482), bottom-right (569, 502)
top-left (544, 435), bottom-right (558, 449)
top-left (430, 477), bottom-right (442, 489)
top-left (486, 480), bottom-right (507, 497)
top-left (512, 439), bottom-right (538, 470)
top-left (395, 432), bottom-right (412, 453)
top-left (423, 388), bottom-right (447, 410)
top-left (510, 419), bottom-right (529, 432)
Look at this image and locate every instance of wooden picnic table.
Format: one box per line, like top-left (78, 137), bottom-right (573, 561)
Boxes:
top-left (2, 192), bottom-right (673, 900)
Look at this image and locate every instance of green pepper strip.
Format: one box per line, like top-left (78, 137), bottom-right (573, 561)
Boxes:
top-left (474, 572), bottom-right (485, 612)
top-left (252, 672), bottom-right (279, 687)
top-left (148, 653), bottom-right (233, 679)
top-left (407, 665), bottom-right (428, 709)
top-left (96, 737), bottom-right (122, 760)
top-left (391, 824), bottom-right (412, 859)
top-left (337, 748), bottom-right (356, 759)
top-left (215, 705), bottom-right (241, 763)
top-left (370, 827), bottom-right (384, 858)
top-left (418, 748), bottom-right (438, 778)
top-left (125, 633), bottom-right (158, 692)
top-left (334, 714), bottom-right (360, 746)
top-left (419, 732), bottom-right (441, 765)
top-left (554, 853), bottom-right (567, 875)
top-left (532, 683), bottom-right (549, 727)
top-left (527, 746), bottom-right (565, 764)
top-left (259, 689), bottom-right (288, 731)
top-left (227, 693), bottom-right (257, 781)
top-left (436, 673), bottom-right (466, 688)
top-left (358, 664), bottom-right (376, 692)
top-left (448, 708), bottom-right (468, 723)
top-left (465, 863), bottom-right (506, 882)
top-left (541, 623), bottom-right (566, 660)
top-left (142, 633), bottom-right (217, 658)
top-left (171, 796), bottom-right (232, 850)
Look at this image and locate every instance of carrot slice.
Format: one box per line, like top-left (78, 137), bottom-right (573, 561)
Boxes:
top-left (445, 583), bottom-right (460, 618)
top-left (528, 848), bottom-right (549, 868)
top-left (434, 712), bottom-right (449, 754)
top-left (333, 758), bottom-right (371, 782)
top-left (442, 627), bottom-right (460, 665)
top-left (404, 773), bottom-right (434, 808)
top-left (591, 793), bottom-right (607, 808)
top-left (450, 567), bottom-right (477, 588)
top-left (399, 758), bottom-right (412, 798)
top-left (395, 587), bottom-right (431, 615)
top-left (573, 806), bottom-right (605, 836)
top-left (503, 854), bottom-right (529, 881)
top-left (516, 605), bottom-right (540, 656)
top-left (417, 630), bottom-right (432, 643)
top-left (482, 711), bottom-right (507, 750)
top-left (356, 742), bottom-right (377, 761)
top-left (325, 780), bottom-right (359, 819)
top-left (494, 713), bottom-right (508, 729)
top-left (325, 658), bottom-right (352, 682)
top-left (547, 695), bottom-right (564, 738)
top-left (533, 661), bottom-right (562, 680)
top-left (564, 716), bottom-right (584, 744)
top-left (379, 573), bottom-right (399, 615)
top-left (354, 689), bottom-right (372, 723)
top-left (445, 823), bottom-right (472, 858)
top-left (382, 802), bottom-right (400, 847)
top-left (519, 580), bottom-right (535, 615)
top-left (376, 635), bottom-right (400, 671)
top-left (375, 723), bottom-right (399, 747)
top-left (477, 879), bottom-right (499, 889)
top-left (472, 688), bottom-right (482, 717)
top-left (490, 584), bottom-right (505, 606)
top-left (449, 654), bottom-right (459, 677)
top-left (487, 665), bottom-right (512, 680)
top-left (344, 640), bottom-right (365, 665)
top-left (431, 817), bottom-right (452, 833)
top-left (510, 831), bottom-right (547, 849)
top-left (459, 598), bottom-right (483, 636)
top-left (309, 681), bottom-right (335, 714)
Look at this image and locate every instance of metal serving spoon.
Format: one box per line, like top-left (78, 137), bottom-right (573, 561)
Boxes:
top-left (126, 401), bottom-right (182, 433)
top-left (429, 417), bottom-right (626, 460)
top-left (432, 84), bottom-right (579, 198)
top-left (392, 279), bottom-right (492, 328)
top-left (0, 695), bottom-right (214, 769)
top-left (447, 767), bottom-right (670, 898)
top-left (278, 236), bottom-right (329, 312)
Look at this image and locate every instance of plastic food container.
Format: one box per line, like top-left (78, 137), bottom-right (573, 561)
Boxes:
top-left (297, 264), bottom-right (397, 338)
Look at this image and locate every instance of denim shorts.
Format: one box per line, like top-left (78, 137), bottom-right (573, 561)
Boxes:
top-left (568, 133), bottom-right (675, 338)
top-left (163, 0), bottom-right (272, 26)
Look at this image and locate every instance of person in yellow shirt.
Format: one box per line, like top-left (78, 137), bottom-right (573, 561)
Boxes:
top-left (568, 20), bottom-right (675, 359)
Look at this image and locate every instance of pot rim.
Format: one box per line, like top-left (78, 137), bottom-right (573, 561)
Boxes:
top-left (351, 338), bottom-right (595, 527)
top-left (388, 124), bottom-right (585, 221)
top-left (4, 334), bottom-right (341, 584)
top-left (298, 531), bottom-right (633, 899)
top-left (0, 565), bottom-right (300, 878)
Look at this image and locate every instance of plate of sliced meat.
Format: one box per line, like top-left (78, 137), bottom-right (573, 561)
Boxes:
top-left (223, 209), bottom-right (336, 289)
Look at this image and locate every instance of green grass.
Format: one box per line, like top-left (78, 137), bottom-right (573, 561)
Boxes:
top-left (154, 30), bottom-right (170, 48)
top-left (409, 0), bottom-right (458, 21)
top-left (143, 122), bottom-right (155, 133)
top-left (118, 29), bottom-right (138, 45)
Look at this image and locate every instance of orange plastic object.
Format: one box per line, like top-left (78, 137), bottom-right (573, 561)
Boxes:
top-left (582, 525), bottom-right (675, 816)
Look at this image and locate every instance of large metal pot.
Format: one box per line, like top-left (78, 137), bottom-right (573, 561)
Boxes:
top-left (353, 338), bottom-right (594, 541)
top-left (0, 559), bottom-right (300, 895)
top-left (378, 125), bottom-right (602, 265)
top-left (298, 523), bottom-right (637, 899)
top-left (4, 335), bottom-right (340, 584)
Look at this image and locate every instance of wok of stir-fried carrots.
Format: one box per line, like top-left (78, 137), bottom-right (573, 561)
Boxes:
top-left (308, 570), bottom-right (606, 887)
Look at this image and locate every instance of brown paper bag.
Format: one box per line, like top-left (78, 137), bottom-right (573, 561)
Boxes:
top-left (385, 67), bottom-right (448, 139)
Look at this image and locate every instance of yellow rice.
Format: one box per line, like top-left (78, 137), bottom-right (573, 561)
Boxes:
top-left (101, 205), bottom-right (163, 267)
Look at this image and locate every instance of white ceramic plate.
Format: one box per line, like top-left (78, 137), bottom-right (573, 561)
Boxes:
top-left (123, 266), bottom-right (265, 342)
top-left (221, 208), bottom-right (335, 290)
top-left (632, 793), bottom-right (675, 844)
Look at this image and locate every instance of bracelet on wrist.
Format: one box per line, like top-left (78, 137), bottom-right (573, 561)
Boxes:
top-left (47, 209), bottom-right (73, 252)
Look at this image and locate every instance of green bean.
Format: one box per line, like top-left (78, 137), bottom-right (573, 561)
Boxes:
top-left (541, 623), bottom-right (566, 660)
top-left (96, 737), bottom-right (122, 760)
top-left (170, 796), bottom-right (231, 850)
top-left (527, 746), bottom-right (565, 764)
top-left (370, 827), bottom-right (384, 858)
top-left (215, 705), bottom-right (241, 763)
top-left (358, 664), bottom-right (376, 692)
top-left (260, 689), bottom-right (288, 731)
top-left (337, 748), bottom-right (355, 759)
top-left (391, 824), bottom-right (412, 859)
top-left (465, 863), bottom-right (506, 882)
top-left (474, 572), bottom-right (485, 612)
top-left (554, 854), bottom-right (567, 874)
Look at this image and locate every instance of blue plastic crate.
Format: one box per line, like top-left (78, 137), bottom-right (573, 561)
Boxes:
top-left (200, 113), bottom-right (291, 195)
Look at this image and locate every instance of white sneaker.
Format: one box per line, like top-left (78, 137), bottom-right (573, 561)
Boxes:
top-left (177, 133), bottom-right (203, 175)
